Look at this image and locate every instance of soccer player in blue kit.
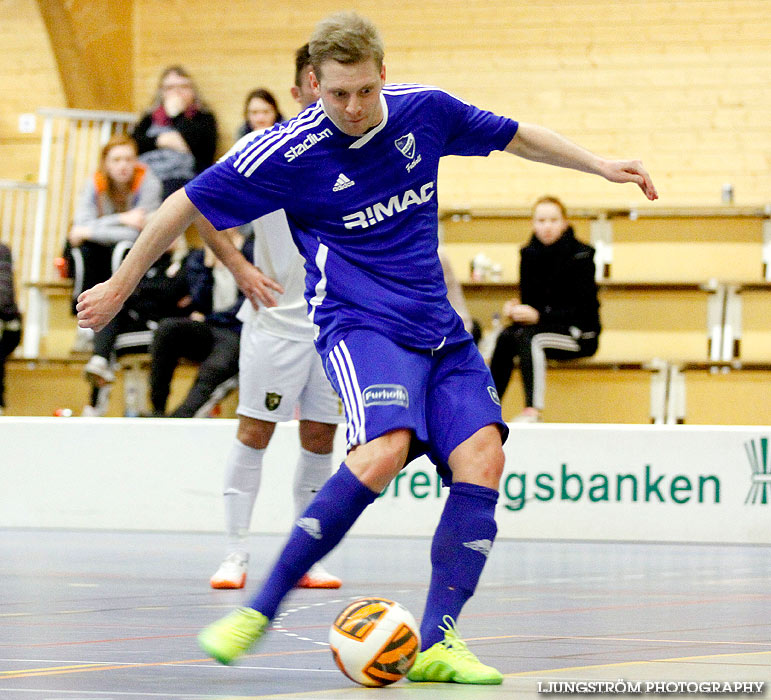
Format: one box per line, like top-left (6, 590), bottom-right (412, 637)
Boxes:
top-left (77, 12), bottom-right (657, 684)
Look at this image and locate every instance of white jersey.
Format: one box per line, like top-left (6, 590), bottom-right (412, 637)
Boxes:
top-left (225, 132), bottom-right (314, 342)
top-left (237, 209), bottom-right (314, 341)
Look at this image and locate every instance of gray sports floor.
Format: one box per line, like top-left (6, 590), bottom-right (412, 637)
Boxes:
top-left (1, 530), bottom-right (769, 699)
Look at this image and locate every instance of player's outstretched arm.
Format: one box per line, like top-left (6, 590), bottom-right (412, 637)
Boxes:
top-left (195, 216), bottom-right (284, 309)
top-left (76, 188), bottom-right (200, 332)
top-left (505, 123), bottom-right (658, 201)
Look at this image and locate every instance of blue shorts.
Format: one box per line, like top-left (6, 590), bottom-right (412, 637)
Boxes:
top-left (323, 329), bottom-right (508, 483)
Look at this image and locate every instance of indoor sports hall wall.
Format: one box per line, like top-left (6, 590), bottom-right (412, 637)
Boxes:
top-left (2, 418), bottom-right (769, 544)
top-left (132, 0), bottom-right (771, 208)
top-left (1, 0), bottom-right (769, 208)
top-left (0, 0), bottom-right (65, 180)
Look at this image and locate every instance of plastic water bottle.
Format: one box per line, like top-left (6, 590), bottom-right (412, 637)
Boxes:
top-left (124, 381), bottom-right (139, 417)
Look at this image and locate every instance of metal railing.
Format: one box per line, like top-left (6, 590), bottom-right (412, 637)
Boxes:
top-left (8, 108), bottom-right (137, 357)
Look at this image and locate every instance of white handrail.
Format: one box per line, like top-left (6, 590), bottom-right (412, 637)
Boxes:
top-left (37, 107), bottom-right (137, 122)
top-left (14, 108), bottom-right (139, 357)
top-left (0, 181), bottom-right (47, 191)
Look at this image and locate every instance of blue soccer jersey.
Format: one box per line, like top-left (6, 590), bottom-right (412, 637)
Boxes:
top-left (186, 84), bottom-right (518, 357)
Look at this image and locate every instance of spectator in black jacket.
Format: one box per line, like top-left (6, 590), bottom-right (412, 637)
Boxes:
top-left (149, 231), bottom-right (254, 417)
top-left (81, 241), bottom-right (192, 416)
top-left (490, 196), bottom-right (601, 422)
top-left (132, 65), bottom-right (218, 200)
top-left (0, 243), bottom-right (22, 415)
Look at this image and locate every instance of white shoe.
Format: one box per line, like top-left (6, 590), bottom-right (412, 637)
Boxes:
top-left (84, 355), bottom-right (115, 386)
top-left (72, 327), bottom-right (94, 354)
top-left (513, 409), bottom-right (541, 423)
top-left (296, 562), bottom-right (342, 589)
top-left (210, 552), bottom-right (248, 589)
top-left (81, 404), bottom-right (104, 417)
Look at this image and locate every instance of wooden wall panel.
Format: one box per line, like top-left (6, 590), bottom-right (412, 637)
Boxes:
top-left (4, 0), bottom-right (769, 207)
top-left (36, 0), bottom-right (134, 110)
top-left (132, 0), bottom-right (770, 209)
top-left (0, 0), bottom-right (65, 179)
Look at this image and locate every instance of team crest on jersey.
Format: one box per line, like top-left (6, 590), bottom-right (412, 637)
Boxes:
top-left (395, 133), bottom-right (421, 172)
top-left (487, 386), bottom-right (501, 406)
top-left (265, 392), bottom-right (282, 411)
top-left (395, 133), bottom-right (416, 159)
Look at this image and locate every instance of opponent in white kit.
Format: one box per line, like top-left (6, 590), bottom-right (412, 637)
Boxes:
top-left (209, 45), bottom-right (344, 591)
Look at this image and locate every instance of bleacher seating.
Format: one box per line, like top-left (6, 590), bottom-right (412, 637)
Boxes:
top-left (444, 207), bottom-right (770, 424)
top-left (724, 282), bottom-right (771, 362)
top-left (670, 361), bottom-right (771, 425)
top-left (5, 355), bottom-right (240, 418)
top-left (2, 110), bottom-right (769, 422)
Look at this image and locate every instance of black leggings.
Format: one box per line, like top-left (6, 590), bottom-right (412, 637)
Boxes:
top-left (490, 324), bottom-right (598, 409)
top-left (0, 323), bottom-right (21, 408)
top-left (149, 317), bottom-right (239, 417)
top-left (67, 241), bottom-right (131, 314)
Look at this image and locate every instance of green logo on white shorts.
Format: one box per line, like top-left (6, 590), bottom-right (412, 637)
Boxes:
top-left (265, 392), bottom-right (282, 411)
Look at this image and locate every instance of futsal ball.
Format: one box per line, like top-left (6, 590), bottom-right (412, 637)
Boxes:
top-left (329, 597), bottom-right (420, 687)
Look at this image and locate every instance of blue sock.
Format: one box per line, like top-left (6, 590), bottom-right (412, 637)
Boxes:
top-left (419, 481), bottom-right (498, 650)
top-left (247, 463), bottom-right (377, 619)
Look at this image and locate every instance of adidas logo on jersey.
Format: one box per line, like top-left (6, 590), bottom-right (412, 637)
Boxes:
top-left (333, 173), bottom-right (355, 191)
top-left (297, 517), bottom-right (323, 540)
top-left (462, 539), bottom-right (493, 557)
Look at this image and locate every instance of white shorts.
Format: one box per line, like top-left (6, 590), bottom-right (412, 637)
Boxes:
top-left (237, 324), bottom-right (344, 424)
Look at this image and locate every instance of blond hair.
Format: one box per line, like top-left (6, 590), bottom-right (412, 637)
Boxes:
top-left (309, 12), bottom-right (384, 79)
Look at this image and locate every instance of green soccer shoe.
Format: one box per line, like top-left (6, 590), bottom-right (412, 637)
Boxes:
top-left (198, 607), bottom-right (269, 665)
top-left (407, 615), bottom-right (503, 685)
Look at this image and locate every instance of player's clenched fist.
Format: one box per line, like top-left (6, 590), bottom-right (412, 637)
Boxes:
top-left (76, 281), bottom-right (125, 332)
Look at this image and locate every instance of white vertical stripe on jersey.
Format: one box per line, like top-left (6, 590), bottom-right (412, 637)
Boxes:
top-left (308, 242), bottom-right (329, 338)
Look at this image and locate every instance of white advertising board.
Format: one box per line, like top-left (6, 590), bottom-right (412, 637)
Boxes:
top-left (0, 418), bottom-right (768, 543)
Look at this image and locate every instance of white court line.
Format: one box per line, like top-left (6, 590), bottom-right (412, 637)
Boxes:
top-left (272, 594), bottom-right (368, 648)
top-left (0, 658), bottom-right (338, 672)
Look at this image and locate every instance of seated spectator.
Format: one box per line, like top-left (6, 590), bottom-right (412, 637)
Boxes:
top-left (81, 241), bottom-right (191, 416)
top-left (66, 134), bottom-right (162, 317)
top-left (0, 243), bottom-right (22, 415)
top-left (132, 65), bottom-right (217, 200)
top-left (235, 88), bottom-right (284, 140)
top-left (490, 196), bottom-right (601, 422)
top-left (149, 231), bottom-right (254, 418)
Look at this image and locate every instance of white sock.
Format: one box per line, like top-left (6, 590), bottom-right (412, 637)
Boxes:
top-left (293, 447), bottom-right (334, 519)
top-left (223, 439), bottom-right (265, 557)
